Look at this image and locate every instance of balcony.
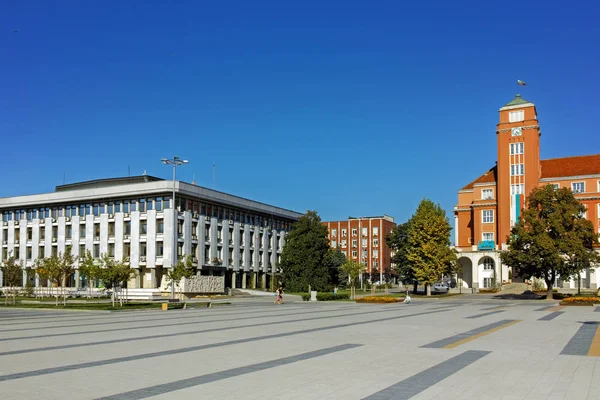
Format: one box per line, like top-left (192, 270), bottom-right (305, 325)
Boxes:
top-left (478, 241), bottom-right (495, 251)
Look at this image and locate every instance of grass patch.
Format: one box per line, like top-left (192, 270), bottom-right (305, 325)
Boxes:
top-left (0, 301), bottom-right (230, 311)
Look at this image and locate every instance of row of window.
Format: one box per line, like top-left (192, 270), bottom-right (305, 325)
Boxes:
top-left (331, 238), bottom-right (380, 249)
top-left (510, 164), bottom-right (524, 176)
top-left (510, 142), bottom-right (524, 155)
top-left (330, 227), bottom-right (379, 238)
top-left (340, 250), bottom-right (379, 259)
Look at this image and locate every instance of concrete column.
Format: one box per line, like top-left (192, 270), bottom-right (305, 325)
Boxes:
top-left (232, 271), bottom-right (237, 288)
top-left (253, 272), bottom-right (257, 289)
top-left (22, 269), bottom-right (27, 287)
top-left (261, 272), bottom-right (266, 290)
top-left (35, 273), bottom-right (40, 288)
top-left (151, 268), bottom-right (158, 288)
top-left (242, 272), bottom-right (247, 289)
top-left (0, 270), bottom-right (3, 287)
top-left (75, 270), bottom-right (80, 289)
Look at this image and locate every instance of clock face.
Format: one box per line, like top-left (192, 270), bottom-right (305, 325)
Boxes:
top-left (511, 127), bottom-right (522, 137)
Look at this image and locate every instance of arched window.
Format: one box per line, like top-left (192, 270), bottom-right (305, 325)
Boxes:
top-left (482, 257), bottom-right (494, 270)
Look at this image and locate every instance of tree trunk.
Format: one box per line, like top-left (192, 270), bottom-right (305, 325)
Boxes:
top-left (545, 280), bottom-right (553, 301)
top-left (413, 281), bottom-right (418, 294)
top-left (111, 290), bottom-right (115, 307)
top-left (62, 276), bottom-right (67, 306)
top-left (426, 284), bottom-right (431, 296)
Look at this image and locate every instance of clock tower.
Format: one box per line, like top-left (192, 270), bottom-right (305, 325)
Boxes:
top-left (496, 94), bottom-right (541, 248)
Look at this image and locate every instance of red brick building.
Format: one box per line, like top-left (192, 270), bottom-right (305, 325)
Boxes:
top-left (455, 93), bottom-right (600, 290)
top-left (323, 215), bottom-right (396, 283)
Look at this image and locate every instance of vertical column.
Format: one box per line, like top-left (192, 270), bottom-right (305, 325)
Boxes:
top-left (242, 272), bottom-right (247, 289)
top-left (75, 270), bottom-right (80, 289)
top-left (232, 271), bottom-right (237, 289)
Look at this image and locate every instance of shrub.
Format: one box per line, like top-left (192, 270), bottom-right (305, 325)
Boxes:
top-left (355, 296), bottom-right (401, 304)
top-left (561, 296), bottom-right (600, 305)
top-left (479, 288), bottom-right (500, 293)
top-left (301, 293), bottom-right (350, 301)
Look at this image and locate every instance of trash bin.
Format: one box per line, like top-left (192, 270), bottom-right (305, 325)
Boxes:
top-left (161, 303), bottom-right (168, 311)
top-left (310, 291), bottom-right (318, 302)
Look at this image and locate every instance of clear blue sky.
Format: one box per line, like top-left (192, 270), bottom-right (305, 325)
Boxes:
top-left (2, 0), bottom-right (599, 226)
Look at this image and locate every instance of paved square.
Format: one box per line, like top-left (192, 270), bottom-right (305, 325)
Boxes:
top-left (1, 297), bottom-right (600, 399)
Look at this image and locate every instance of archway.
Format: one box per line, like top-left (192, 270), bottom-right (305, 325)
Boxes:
top-left (458, 257), bottom-right (473, 288)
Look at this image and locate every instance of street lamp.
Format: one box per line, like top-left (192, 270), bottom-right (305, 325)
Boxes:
top-left (161, 156), bottom-right (189, 300)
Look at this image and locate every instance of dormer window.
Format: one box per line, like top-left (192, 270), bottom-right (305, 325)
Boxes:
top-left (482, 189), bottom-right (493, 200)
top-left (572, 182), bottom-right (585, 194)
top-left (509, 110), bottom-right (524, 122)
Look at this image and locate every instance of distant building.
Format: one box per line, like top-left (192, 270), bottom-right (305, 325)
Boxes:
top-left (455, 94), bottom-right (600, 290)
top-left (323, 215), bottom-right (396, 283)
top-left (0, 176), bottom-right (302, 293)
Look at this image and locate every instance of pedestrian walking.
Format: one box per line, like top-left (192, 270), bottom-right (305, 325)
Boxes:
top-left (274, 287), bottom-right (280, 304)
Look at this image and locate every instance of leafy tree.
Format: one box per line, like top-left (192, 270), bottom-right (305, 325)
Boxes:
top-left (98, 255), bottom-right (137, 307)
top-left (165, 255), bottom-right (196, 300)
top-left (407, 199), bottom-right (457, 296)
top-left (386, 222), bottom-right (418, 292)
top-left (501, 185), bottom-right (600, 300)
top-left (1, 255), bottom-right (22, 305)
top-left (58, 249), bottom-right (76, 305)
top-left (340, 260), bottom-right (365, 300)
top-left (78, 250), bottom-right (101, 298)
top-left (280, 210), bottom-right (331, 292)
top-left (323, 248), bottom-right (347, 287)
top-left (36, 255), bottom-right (63, 305)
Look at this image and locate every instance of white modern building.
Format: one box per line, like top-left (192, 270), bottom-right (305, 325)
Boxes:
top-left (0, 175), bottom-right (302, 294)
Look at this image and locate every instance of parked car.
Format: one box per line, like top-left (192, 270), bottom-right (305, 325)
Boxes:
top-left (432, 282), bottom-right (449, 293)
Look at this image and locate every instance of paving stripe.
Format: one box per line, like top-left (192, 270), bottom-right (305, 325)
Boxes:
top-left (588, 326), bottom-right (600, 357)
top-left (466, 310), bottom-right (505, 319)
top-left (560, 322), bottom-right (599, 356)
top-left (594, 307), bottom-right (600, 312)
top-left (535, 305), bottom-right (556, 311)
top-left (0, 305), bottom-right (382, 343)
top-left (0, 308), bottom-right (449, 381)
top-left (538, 312), bottom-right (563, 321)
top-left (547, 306), bottom-right (565, 312)
top-left (362, 350), bottom-right (491, 400)
top-left (95, 343), bottom-right (361, 400)
top-left (421, 319), bottom-right (521, 349)
top-left (482, 304), bottom-right (512, 310)
top-left (0, 304), bottom-right (359, 333)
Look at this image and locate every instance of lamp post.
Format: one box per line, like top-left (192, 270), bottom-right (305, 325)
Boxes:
top-left (161, 156), bottom-right (189, 300)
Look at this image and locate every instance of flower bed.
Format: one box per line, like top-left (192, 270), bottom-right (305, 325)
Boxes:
top-left (559, 296), bottom-right (600, 306)
top-left (301, 293), bottom-right (350, 301)
top-left (355, 296), bottom-right (402, 304)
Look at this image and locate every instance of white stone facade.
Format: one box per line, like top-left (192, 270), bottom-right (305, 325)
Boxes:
top-left (0, 176), bottom-right (301, 292)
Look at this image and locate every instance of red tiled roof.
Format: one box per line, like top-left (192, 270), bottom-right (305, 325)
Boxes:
top-left (540, 154), bottom-right (600, 179)
top-left (460, 166), bottom-right (497, 190)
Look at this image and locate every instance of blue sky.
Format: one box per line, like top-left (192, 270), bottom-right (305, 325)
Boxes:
top-left (2, 0), bottom-right (599, 226)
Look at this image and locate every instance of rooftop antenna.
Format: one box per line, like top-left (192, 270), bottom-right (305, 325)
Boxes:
top-left (213, 164), bottom-right (216, 189)
top-left (128, 165), bottom-right (131, 177)
top-left (192, 173), bottom-right (197, 185)
top-left (143, 169), bottom-right (147, 176)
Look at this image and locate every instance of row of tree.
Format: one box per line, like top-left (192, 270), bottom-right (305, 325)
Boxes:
top-left (1, 249), bottom-right (197, 307)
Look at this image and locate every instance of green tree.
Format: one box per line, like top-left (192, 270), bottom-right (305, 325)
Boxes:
top-left (323, 248), bottom-right (347, 287)
top-left (58, 249), bottom-right (76, 306)
top-left (280, 210), bottom-right (331, 292)
top-left (386, 221), bottom-right (418, 292)
top-left (501, 185), bottom-right (599, 300)
top-left (340, 260), bottom-right (365, 300)
top-left (78, 250), bottom-right (100, 298)
top-left (407, 199), bottom-right (457, 296)
top-left (165, 255), bottom-right (196, 300)
top-left (36, 255), bottom-right (63, 305)
top-left (98, 255), bottom-right (137, 307)
top-left (1, 255), bottom-right (22, 305)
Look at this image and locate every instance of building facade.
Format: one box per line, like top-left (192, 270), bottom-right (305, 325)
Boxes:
top-left (323, 216), bottom-right (396, 283)
top-left (0, 176), bottom-right (302, 293)
top-left (455, 94), bottom-right (600, 290)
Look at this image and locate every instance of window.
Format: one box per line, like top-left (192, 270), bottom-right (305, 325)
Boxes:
top-left (146, 199), bottom-right (153, 211)
top-left (66, 225), bottom-right (72, 239)
top-left (93, 244), bottom-right (100, 258)
top-left (140, 220), bottom-right (148, 235)
top-left (140, 243), bottom-right (147, 257)
top-left (27, 228), bottom-right (32, 241)
top-left (156, 198), bottom-right (163, 212)
top-left (108, 222), bottom-right (115, 237)
top-left (352, 250), bottom-right (357, 258)
top-left (100, 204), bottom-right (106, 214)
top-left (341, 229), bottom-right (347, 237)
top-left (482, 189), bottom-right (493, 200)
top-left (124, 221), bottom-right (131, 235)
top-left (352, 239), bottom-right (357, 248)
top-left (362, 238), bottom-right (367, 247)
top-left (331, 229), bottom-right (337, 237)
top-left (108, 243), bottom-right (115, 258)
top-left (139, 199), bottom-right (146, 212)
top-left (131, 201), bottom-right (137, 212)
top-left (509, 110), bottom-right (524, 122)
top-left (94, 223), bottom-right (100, 240)
top-left (483, 277), bottom-right (492, 288)
top-left (373, 227), bottom-right (379, 236)
top-left (157, 220), bottom-right (164, 234)
top-left (482, 257), bottom-right (494, 270)
top-left (156, 242), bottom-right (164, 257)
top-left (551, 183), bottom-right (559, 190)
top-left (482, 232), bottom-right (494, 242)
top-left (331, 240), bottom-right (337, 248)
top-left (572, 182), bottom-right (585, 194)
top-left (511, 184), bottom-right (524, 195)
top-left (79, 244), bottom-right (86, 258)
top-left (123, 243), bottom-right (131, 258)
top-left (373, 249), bottom-right (378, 258)
top-left (39, 245), bottom-right (45, 258)
top-left (108, 203), bottom-right (114, 215)
top-left (510, 142), bottom-right (524, 155)
top-left (482, 210), bottom-right (494, 223)
top-left (510, 164), bottom-right (524, 176)
top-left (26, 247), bottom-right (32, 260)
top-left (352, 228), bottom-right (357, 237)
top-left (123, 201), bottom-right (130, 213)
top-left (93, 204), bottom-right (99, 216)
top-left (362, 227), bottom-right (367, 236)
top-left (341, 251), bottom-right (346, 257)
top-left (115, 202), bottom-right (121, 213)
top-left (373, 238), bottom-right (379, 247)
top-left (52, 226), bottom-right (58, 239)
top-left (598, 180), bottom-right (600, 193)
top-left (341, 239), bottom-right (347, 248)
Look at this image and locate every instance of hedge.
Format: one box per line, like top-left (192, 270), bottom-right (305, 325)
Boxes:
top-left (301, 293), bottom-right (350, 301)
